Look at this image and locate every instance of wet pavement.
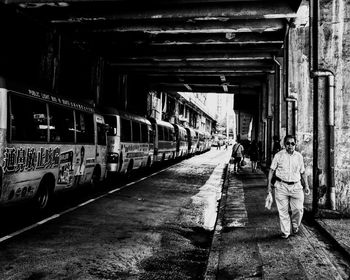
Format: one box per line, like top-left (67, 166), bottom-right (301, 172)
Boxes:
top-left (205, 161), bottom-right (350, 280)
top-left (0, 149), bottom-right (231, 280)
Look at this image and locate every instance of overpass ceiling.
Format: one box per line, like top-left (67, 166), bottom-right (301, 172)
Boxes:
top-left (1, 0), bottom-right (302, 94)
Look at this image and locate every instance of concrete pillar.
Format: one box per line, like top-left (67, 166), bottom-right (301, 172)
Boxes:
top-left (288, 0), bottom-right (314, 206)
top-left (40, 30), bottom-right (61, 93)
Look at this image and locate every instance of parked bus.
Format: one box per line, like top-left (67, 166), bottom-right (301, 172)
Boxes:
top-left (148, 118), bottom-right (176, 163)
top-left (172, 124), bottom-right (188, 159)
top-left (185, 127), bottom-right (197, 155)
top-left (102, 108), bottom-right (154, 175)
top-left (0, 78), bottom-right (107, 211)
top-left (204, 132), bottom-right (212, 151)
top-left (196, 130), bottom-right (206, 153)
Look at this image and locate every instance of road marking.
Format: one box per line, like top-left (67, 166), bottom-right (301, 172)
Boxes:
top-left (0, 164), bottom-right (176, 244)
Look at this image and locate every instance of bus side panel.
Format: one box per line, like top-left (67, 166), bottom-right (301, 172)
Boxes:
top-left (158, 140), bottom-right (176, 160)
top-left (1, 144), bottom-right (76, 206)
top-left (0, 88), bottom-right (7, 201)
top-left (75, 145), bottom-right (96, 185)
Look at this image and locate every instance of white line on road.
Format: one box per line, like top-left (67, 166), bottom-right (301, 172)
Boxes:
top-left (0, 164), bottom-right (176, 244)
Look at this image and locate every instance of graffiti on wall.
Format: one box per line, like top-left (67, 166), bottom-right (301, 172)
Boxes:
top-left (2, 146), bottom-right (60, 174)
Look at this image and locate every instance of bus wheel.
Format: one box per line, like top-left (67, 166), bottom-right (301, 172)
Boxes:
top-left (91, 166), bottom-right (101, 189)
top-left (35, 177), bottom-right (52, 211)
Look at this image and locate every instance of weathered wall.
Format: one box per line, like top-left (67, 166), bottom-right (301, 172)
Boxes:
top-left (289, 1), bottom-right (314, 190)
top-left (319, 0), bottom-right (350, 213)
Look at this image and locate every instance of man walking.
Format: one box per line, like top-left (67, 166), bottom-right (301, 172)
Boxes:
top-left (231, 139), bottom-right (244, 173)
top-left (267, 135), bottom-right (310, 239)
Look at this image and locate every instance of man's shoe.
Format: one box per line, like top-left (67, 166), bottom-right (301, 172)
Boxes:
top-left (281, 233), bottom-right (289, 239)
top-left (292, 227), bottom-right (299, 234)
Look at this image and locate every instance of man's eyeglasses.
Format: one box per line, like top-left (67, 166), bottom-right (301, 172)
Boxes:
top-left (286, 142), bottom-right (295, 146)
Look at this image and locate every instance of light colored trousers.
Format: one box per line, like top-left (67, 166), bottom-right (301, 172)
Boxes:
top-left (275, 181), bottom-right (304, 236)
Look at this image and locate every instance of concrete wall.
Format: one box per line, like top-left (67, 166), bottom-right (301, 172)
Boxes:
top-left (290, 0), bottom-right (350, 213)
top-left (319, 0), bottom-right (350, 213)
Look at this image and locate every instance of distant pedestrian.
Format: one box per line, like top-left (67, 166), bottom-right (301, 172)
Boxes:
top-left (267, 135), bottom-right (310, 239)
top-left (231, 139), bottom-right (244, 173)
top-left (249, 140), bottom-right (259, 172)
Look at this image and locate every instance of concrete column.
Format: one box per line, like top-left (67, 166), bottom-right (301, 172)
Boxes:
top-left (40, 30), bottom-right (61, 93)
top-left (288, 0), bottom-right (314, 206)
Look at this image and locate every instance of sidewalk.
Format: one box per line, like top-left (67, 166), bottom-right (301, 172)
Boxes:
top-left (205, 162), bottom-right (350, 279)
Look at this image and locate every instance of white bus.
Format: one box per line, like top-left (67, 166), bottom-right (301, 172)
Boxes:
top-left (0, 78), bottom-right (107, 211)
top-left (196, 130), bottom-right (206, 153)
top-left (102, 108), bottom-right (154, 175)
top-left (204, 132), bottom-right (212, 151)
top-left (186, 127), bottom-right (197, 155)
top-left (148, 118), bottom-right (176, 163)
top-left (172, 124), bottom-right (188, 158)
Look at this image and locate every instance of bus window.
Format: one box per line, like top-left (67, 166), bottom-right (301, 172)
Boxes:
top-left (76, 112), bottom-right (94, 144)
top-left (49, 104), bottom-right (75, 143)
top-left (169, 129), bottom-right (175, 141)
top-left (97, 122), bottom-right (106, 145)
top-left (10, 94), bottom-right (48, 142)
top-left (149, 127), bottom-right (154, 143)
top-left (141, 123), bottom-right (148, 143)
top-left (164, 127), bottom-right (169, 141)
top-left (158, 125), bottom-right (164, 141)
top-left (121, 118), bottom-right (131, 142)
top-left (132, 121), bottom-right (141, 142)
top-left (104, 115), bottom-right (117, 136)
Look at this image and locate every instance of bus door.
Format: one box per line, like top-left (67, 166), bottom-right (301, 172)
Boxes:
top-left (95, 114), bottom-right (107, 179)
top-left (74, 111), bottom-right (96, 186)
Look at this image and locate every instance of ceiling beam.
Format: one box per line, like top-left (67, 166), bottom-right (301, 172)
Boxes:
top-left (115, 67), bottom-right (274, 73)
top-left (18, 2), bottom-right (297, 22)
top-left (110, 60), bottom-right (273, 68)
top-left (69, 19), bottom-right (285, 34)
top-left (145, 31), bottom-right (284, 46)
top-left (106, 52), bottom-right (276, 62)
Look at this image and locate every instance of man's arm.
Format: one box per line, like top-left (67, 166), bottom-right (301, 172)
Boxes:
top-left (301, 172), bottom-right (310, 195)
top-left (267, 168), bottom-right (274, 193)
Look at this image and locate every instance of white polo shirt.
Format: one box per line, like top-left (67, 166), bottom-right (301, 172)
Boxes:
top-left (270, 149), bottom-right (305, 182)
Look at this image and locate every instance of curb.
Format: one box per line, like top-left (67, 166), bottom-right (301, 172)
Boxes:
top-left (204, 163), bottom-right (230, 280)
top-left (304, 211), bottom-right (350, 260)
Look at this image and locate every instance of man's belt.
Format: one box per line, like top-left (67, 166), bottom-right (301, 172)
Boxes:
top-left (275, 177), bottom-right (299, 185)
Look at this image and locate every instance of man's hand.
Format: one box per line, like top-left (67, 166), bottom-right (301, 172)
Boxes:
top-left (304, 186), bottom-right (310, 195)
top-left (267, 184), bottom-right (272, 194)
